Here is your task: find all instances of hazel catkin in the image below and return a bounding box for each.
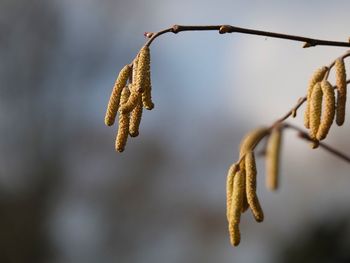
[135,46,151,93]
[309,82,323,141]
[105,65,132,126]
[239,127,269,157]
[304,66,328,129]
[115,87,131,152]
[316,81,335,140]
[226,164,238,222]
[266,126,282,191]
[335,58,347,126]
[245,151,264,222]
[129,96,143,137]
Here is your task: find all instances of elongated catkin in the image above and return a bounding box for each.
[317,81,335,140]
[266,126,282,191]
[105,65,132,126]
[335,58,347,126]
[142,72,154,110]
[136,46,151,93]
[229,170,244,246]
[226,164,238,222]
[309,83,323,141]
[115,87,131,152]
[129,96,143,137]
[304,66,328,129]
[245,151,264,222]
[239,127,269,157]
[120,87,141,114]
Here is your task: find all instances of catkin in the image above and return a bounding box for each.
[316,81,335,140]
[229,170,244,246]
[115,87,131,152]
[119,86,141,114]
[304,66,328,129]
[239,127,270,157]
[309,83,323,141]
[129,96,143,137]
[142,72,155,110]
[136,46,151,93]
[245,151,264,222]
[105,65,132,126]
[266,126,282,191]
[335,58,347,126]
[226,164,238,222]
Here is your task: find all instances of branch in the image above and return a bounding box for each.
[145,24,350,48]
[284,123,350,163]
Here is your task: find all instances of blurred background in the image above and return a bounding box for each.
[1,0,350,262]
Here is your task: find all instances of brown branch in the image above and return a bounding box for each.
[284,123,350,163]
[145,24,350,48]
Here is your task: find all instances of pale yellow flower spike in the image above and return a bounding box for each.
[239,127,270,157]
[245,151,264,222]
[129,96,143,137]
[115,87,131,152]
[136,46,151,93]
[335,58,347,126]
[229,170,244,246]
[309,83,323,142]
[304,66,328,129]
[142,72,155,110]
[266,126,282,191]
[104,65,132,126]
[119,87,141,114]
[226,164,239,222]
[317,81,335,140]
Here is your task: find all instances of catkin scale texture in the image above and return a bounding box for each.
[309,83,323,140]
[115,87,131,152]
[266,127,282,191]
[317,81,335,140]
[120,89,141,114]
[105,65,132,126]
[226,164,238,222]
[129,96,143,137]
[136,46,151,93]
[335,58,347,126]
[245,152,264,222]
[304,67,328,129]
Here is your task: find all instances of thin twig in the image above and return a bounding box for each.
[284,123,350,163]
[145,24,350,48]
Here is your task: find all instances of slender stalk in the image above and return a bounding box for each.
[145,24,350,48]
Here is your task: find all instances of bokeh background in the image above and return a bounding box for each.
[1,0,350,262]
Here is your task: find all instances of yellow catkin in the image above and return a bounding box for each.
[104,65,132,126]
[245,151,264,222]
[115,87,131,152]
[335,58,347,126]
[119,86,141,114]
[309,83,323,141]
[266,126,282,191]
[229,170,244,247]
[136,46,151,93]
[226,164,239,222]
[317,81,335,140]
[142,72,155,110]
[129,96,143,137]
[304,66,328,129]
[239,127,270,157]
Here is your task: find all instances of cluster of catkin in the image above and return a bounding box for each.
[104,46,154,152]
[226,125,283,246]
[304,59,347,147]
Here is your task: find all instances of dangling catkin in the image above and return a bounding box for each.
[115,87,131,152]
[304,66,328,129]
[245,151,264,222]
[129,96,143,137]
[226,164,239,222]
[120,86,141,114]
[266,126,282,191]
[136,46,151,93]
[335,58,347,126]
[142,72,155,110]
[239,127,269,157]
[317,81,335,140]
[229,170,245,246]
[105,65,132,126]
[309,82,323,141]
